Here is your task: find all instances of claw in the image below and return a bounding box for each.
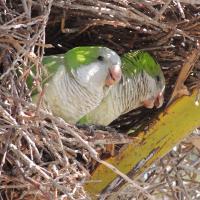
[142,92,164,109]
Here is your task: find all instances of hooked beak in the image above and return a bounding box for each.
[105,65,122,86]
[142,92,164,109]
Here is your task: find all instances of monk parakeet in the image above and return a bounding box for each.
[80,51,165,126]
[33,46,122,123]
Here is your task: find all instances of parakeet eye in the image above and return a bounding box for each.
[156,75,160,82]
[97,56,104,61]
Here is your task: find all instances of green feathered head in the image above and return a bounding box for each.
[42,46,122,92]
[122,51,162,78]
[42,46,106,74]
[41,47,101,75]
[64,46,102,71]
[28,47,104,94]
[122,50,165,108]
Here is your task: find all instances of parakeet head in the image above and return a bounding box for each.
[122,51,165,108]
[64,46,122,90]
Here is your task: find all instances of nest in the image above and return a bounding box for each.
[1,0,200,199]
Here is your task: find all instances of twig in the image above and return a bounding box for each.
[176,0,186,19]
[15,100,154,200]
[0,105,41,162]
[168,48,200,105]
[154,0,172,21]
[98,159,155,200]
[9,144,76,200]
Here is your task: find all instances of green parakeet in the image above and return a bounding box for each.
[33,46,122,123]
[80,51,165,126]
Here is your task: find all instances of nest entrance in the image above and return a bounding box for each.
[1,1,200,200]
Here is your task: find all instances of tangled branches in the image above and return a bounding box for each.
[1,0,200,200]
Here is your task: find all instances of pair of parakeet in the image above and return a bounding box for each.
[32,46,165,126]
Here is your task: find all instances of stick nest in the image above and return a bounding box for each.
[0,0,200,199]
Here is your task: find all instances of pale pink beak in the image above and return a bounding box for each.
[143,92,164,109]
[105,66,122,86]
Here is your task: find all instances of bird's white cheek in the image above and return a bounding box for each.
[74,64,99,85]
[73,63,109,90]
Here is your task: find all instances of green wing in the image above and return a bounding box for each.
[26,54,65,95]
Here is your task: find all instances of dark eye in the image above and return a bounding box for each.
[156,75,160,82]
[97,56,104,61]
